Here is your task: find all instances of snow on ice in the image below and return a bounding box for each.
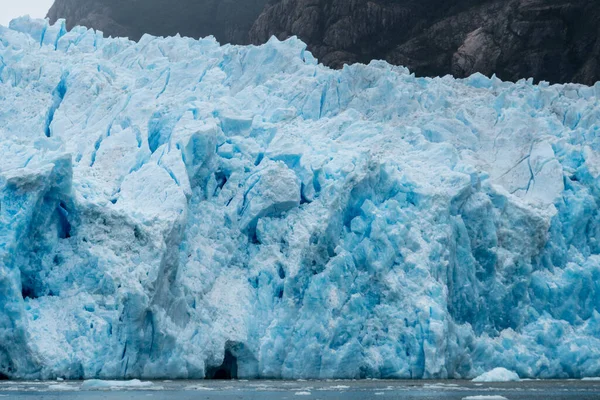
[1,16,600,380]
[472,368,520,382]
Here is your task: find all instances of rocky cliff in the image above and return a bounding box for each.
[45,0,600,84]
[250,0,600,84]
[47,0,269,44]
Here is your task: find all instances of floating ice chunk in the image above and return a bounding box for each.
[81,379,154,389]
[47,383,78,391]
[462,397,508,400]
[185,385,215,390]
[472,368,520,382]
[424,383,463,390]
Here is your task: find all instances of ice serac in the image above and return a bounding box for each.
[1,16,600,380]
[472,368,520,382]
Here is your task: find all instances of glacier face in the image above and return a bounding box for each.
[1,16,600,380]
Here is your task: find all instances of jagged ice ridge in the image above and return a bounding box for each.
[1,17,600,380]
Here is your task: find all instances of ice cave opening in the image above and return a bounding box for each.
[205,343,239,380]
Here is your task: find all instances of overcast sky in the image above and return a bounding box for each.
[0,0,54,27]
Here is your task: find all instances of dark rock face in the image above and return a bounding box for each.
[250,0,600,84]
[47,0,129,38]
[47,0,269,44]
[47,0,600,84]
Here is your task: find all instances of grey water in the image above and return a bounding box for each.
[3,379,600,399]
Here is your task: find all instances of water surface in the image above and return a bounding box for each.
[2,379,600,399]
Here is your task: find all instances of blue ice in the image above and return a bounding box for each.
[0,16,600,380]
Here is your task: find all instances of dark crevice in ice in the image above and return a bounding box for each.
[205,344,238,380]
[44,74,68,137]
[21,285,36,300]
[57,202,72,239]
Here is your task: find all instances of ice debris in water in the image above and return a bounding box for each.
[81,379,154,389]
[462,397,509,400]
[1,16,600,380]
[472,368,520,382]
[47,383,79,391]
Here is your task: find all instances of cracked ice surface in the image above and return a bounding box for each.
[1,16,600,380]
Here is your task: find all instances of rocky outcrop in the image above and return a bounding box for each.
[250,0,600,84]
[47,0,125,37]
[47,0,269,44]
[47,0,600,84]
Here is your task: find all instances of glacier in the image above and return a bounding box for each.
[1,16,600,380]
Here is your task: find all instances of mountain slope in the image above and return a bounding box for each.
[47,0,269,44]
[46,0,600,84]
[250,0,600,84]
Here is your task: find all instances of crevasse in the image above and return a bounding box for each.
[1,16,600,380]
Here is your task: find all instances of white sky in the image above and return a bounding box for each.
[0,0,54,27]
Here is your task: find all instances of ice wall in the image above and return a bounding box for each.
[1,17,600,380]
